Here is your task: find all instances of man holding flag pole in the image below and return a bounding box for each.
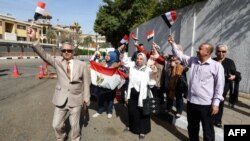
[26,2,91,141]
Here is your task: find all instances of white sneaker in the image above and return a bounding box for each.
[92,113,100,118]
[176,113,181,118]
[107,114,112,118]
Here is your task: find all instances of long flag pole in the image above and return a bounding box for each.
[153,29,155,43]
[136,27,139,39]
[191,9,196,56]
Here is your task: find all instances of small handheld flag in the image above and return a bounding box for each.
[161,10,177,28]
[147,30,154,41]
[34,1,46,21]
[131,32,138,41]
[120,34,129,44]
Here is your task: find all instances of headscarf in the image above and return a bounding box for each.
[106,51,117,67]
[135,52,147,71]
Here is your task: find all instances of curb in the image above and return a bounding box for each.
[160,112,223,141]
[0,56,40,60]
[239,93,250,100]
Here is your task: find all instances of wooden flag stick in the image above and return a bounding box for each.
[30,19,35,27]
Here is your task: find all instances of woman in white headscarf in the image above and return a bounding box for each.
[125,52,156,139]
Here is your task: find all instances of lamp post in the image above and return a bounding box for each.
[95,33,98,51]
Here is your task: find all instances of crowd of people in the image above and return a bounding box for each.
[27,26,241,141]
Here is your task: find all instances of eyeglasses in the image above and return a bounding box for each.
[217,50,227,53]
[61,49,73,53]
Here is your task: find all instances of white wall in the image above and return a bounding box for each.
[128,0,250,93]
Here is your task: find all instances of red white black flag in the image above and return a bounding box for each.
[161,10,177,28]
[120,34,129,44]
[34,1,46,21]
[147,30,154,41]
[131,32,138,41]
[90,61,126,90]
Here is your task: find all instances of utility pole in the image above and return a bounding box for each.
[95,33,98,51]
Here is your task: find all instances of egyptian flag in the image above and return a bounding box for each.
[131,32,138,41]
[90,61,126,90]
[161,10,177,28]
[34,1,46,21]
[120,34,129,45]
[147,30,154,41]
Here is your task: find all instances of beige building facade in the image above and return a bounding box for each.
[0,14,106,57]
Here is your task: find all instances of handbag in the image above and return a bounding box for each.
[142,87,161,115]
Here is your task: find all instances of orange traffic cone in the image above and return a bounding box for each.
[43,63,49,76]
[12,64,21,77]
[37,64,45,79]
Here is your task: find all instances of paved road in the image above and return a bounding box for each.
[1,59,249,141]
[0,59,191,141]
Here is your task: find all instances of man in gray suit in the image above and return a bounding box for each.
[27,27,90,141]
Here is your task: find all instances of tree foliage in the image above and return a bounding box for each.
[82,36,93,47]
[94,0,206,47]
[46,28,56,44]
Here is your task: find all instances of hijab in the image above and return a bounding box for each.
[106,51,117,67]
[135,52,147,71]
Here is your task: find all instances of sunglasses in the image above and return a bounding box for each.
[217,50,227,53]
[61,49,73,53]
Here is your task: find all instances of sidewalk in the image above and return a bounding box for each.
[0,55,90,60]
[0,56,40,60]
[159,94,250,141]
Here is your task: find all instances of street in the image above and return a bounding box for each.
[0,59,190,141]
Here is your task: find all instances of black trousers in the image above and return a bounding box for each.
[187,102,215,141]
[127,88,151,134]
[213,82,231,124]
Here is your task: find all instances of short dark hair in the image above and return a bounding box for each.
[199,43,214,55]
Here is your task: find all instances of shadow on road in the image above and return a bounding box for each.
[0,69,10,76]
[0,74,8,76]
[114,103,129,128]
[151,113,189,141]
[113,102,189,141]
[0,69,10,72]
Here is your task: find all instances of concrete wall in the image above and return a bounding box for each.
[128,0,250,93]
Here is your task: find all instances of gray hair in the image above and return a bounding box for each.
[61,41,74,50]
[216,43,228,50]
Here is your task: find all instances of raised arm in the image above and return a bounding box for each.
[27,27,56,67]
[168,35,191,67]
[134,42,150,59]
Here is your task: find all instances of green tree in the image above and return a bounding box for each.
[46,29,56,44]
[99,42,111,48]
[94,0,158,47]
[70,22,82,49]
[94,0,206,47]
[82,36,93,47]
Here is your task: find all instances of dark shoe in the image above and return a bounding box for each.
[139,134,145,139]
[230,104,235,108]
[214,123,222,128]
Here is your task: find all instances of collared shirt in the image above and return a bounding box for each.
[171,43,225,106]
